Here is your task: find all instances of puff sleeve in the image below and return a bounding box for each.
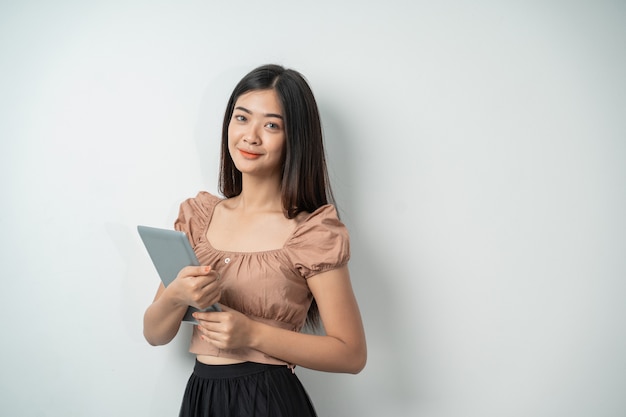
[174,191,220,247]
[285,205,351,279]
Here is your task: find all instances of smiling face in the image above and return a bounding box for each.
[227,89,286,180]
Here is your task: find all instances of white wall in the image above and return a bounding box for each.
[1,1,625,416]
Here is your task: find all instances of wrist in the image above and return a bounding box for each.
[161,285,187,310]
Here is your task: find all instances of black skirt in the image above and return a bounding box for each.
[179,360,317,417]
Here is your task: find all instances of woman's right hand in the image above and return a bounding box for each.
[144,265,221,346]
[165,265,221,310]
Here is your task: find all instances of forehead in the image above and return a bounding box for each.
[234,89,283,115]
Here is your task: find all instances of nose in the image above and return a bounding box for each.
[243,124,261,145]
[243,136,260,145]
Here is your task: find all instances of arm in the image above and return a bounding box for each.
[143,266,221,346]
[194,265,367,374]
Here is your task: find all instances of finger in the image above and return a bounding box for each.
[196,265,214,276]
[191,285,221,308]
[204,270,222,286]
[179,265,213,279]
[188,279,220,305]
[191,292,221,311]
[199,330,221,346]
[195,323,215,341]
[197,273,221,289]
[189,275,219,292]
[193,311,222,323]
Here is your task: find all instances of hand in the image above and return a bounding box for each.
[193,305,256,351]
[166,265,221,311]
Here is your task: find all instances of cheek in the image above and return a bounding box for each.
[227,126,239,148]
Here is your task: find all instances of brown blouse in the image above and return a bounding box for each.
[174,191,350,365]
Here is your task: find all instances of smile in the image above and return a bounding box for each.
[239,149,262,159]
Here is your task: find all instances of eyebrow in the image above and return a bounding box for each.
[235,106,283,119]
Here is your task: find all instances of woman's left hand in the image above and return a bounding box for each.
[192,305,255,350]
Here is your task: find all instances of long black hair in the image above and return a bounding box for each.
[218,64,335,218]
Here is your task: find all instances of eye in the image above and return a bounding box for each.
[234,114,246,122]
[266,122,281,129]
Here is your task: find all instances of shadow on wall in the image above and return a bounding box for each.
[295,100,422,415]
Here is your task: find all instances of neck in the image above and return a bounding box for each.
[236,175,283,212]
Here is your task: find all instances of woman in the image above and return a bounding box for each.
[143,64,366,416]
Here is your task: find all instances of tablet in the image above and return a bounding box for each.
[137,225,220,323]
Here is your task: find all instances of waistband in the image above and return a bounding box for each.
[193,360,285,379]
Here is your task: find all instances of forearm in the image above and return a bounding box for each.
[144,266,221,346]
[249,321,367,374]
[194,267,367,372]
[143,291,187,346]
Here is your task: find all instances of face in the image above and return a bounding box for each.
[228,89,286,179]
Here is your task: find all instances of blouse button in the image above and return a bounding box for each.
[224,257,231,264]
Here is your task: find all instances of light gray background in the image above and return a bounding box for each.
[1,1,625,416]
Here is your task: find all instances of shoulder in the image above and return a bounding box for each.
[286,204,351,279]
[293,204,347,236]
[180,191,222,214]
[174,191,222,236]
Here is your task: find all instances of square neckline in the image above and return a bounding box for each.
[199,197,312,255]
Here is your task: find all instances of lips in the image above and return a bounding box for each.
[238,149,262,159]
